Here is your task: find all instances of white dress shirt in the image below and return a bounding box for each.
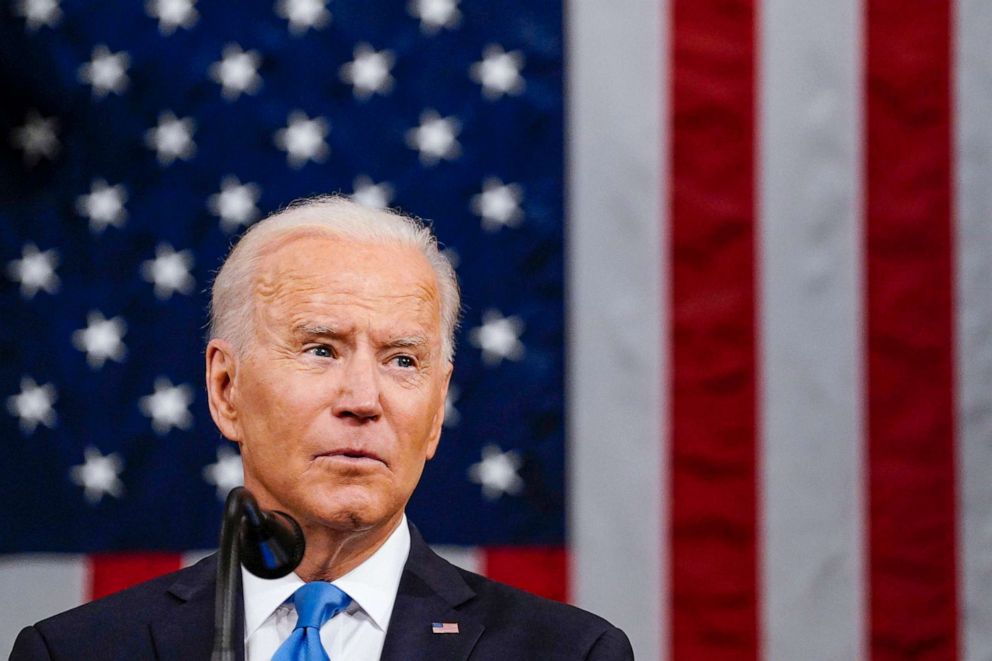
[242,514,411,661]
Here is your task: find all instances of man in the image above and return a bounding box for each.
[11,197,633,660]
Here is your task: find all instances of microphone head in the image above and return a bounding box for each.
[239,509,306,579]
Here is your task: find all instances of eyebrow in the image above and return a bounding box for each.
[293,325,429,350]
[294,324,341,337]
[383,335,429,350]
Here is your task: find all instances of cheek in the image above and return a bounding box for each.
[239,374,320,453]
[392,398,442,461]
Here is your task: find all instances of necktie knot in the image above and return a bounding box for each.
[292,582,352,630]
[272,582,352,661]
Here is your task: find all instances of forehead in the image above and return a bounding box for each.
[252,232,441,328]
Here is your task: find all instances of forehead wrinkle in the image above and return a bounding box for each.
[255,232,440,296]
[250,235,444,342]
[252,260,326,311]
[257,267,436,310]
[281,295,438,343]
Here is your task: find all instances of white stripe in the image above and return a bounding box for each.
[0,555,87,657]
[565,1,667,659]
[955,1,992,658]
[430,545,483,575]
[757,0,865,658]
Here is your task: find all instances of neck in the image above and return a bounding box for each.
[293,512,404,582]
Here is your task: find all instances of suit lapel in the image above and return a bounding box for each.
[145,526,479,660]
[148,554,245,661]
[380,525,484,661]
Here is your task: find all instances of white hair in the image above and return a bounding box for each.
[208,195,461,362]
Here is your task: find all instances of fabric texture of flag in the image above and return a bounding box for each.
[1,0,567,653]
[4,0,992,660]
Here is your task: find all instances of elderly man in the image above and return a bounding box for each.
[11,197,633,660]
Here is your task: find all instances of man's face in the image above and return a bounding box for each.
[216,233,450,535]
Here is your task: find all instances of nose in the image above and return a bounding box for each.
[331,351,383,422]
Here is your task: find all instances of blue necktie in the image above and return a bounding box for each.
[272,582,352,661]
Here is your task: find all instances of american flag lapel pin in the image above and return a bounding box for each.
[432,622,460,634]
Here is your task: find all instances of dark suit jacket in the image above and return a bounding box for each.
[10,523,633,660]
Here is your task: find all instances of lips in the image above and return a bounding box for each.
[314,448,386,465]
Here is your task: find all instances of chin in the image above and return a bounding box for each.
[305,485,395,533]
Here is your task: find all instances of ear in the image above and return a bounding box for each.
[205,338,241,442]
[425,362,453,461]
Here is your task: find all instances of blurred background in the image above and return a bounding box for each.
[1,0,990,659]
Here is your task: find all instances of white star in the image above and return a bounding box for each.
[468,444,524,501]
[141,243,194,300]
[145,0,198,34]
[339,44,394,100]
[202,446,244,500]
[351,175,393,209]
[72,311,127,369]
[471,177,524,231]
[276,0,330,35]
[10,110,59,166]
[139,377,194,435]
[408,0,460,34]
[469,309,525,366]
[76,179,128,233]
[145,111,196,165]
[470,45,525,99]
[405,110,461,166]
[6,377,57,435]
[6,243,60,299]
[208,176,262,232]
[14,0,62,30]
[443,384,460,427]
[210,44,262,100]
[78,45,130,97]
[274,111,329,168]
[69,446,125,505]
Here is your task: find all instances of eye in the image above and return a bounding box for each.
[392,354,416,369]
[306,345,334,358]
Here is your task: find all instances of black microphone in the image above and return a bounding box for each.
[212,486,306,661]
[239,495,306,579]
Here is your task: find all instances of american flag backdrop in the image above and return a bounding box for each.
[0,0,568,653]
[3,0,992,660]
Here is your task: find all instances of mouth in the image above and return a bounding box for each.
[314,448,386,466]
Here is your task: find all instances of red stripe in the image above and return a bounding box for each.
[483,547,568,604]
[87,552,183,601]
[864,0,958,657]
[669,0,759,657]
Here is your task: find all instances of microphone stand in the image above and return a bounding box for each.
[211,487,306,661]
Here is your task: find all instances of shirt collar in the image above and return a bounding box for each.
[241,514,411,640]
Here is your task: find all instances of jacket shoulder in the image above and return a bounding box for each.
[404,524,633,659]
[453,567,633,660]
[34,559,199,629]
[13,556,215,661]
